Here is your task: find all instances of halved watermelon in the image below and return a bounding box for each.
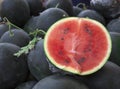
[44,17,112,75]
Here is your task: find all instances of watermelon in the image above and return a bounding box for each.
[32,74,89,89]
[44,17,112,75]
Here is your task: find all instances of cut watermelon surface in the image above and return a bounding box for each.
[44,17,112,75]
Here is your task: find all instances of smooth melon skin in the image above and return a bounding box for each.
[0,0,30,27]
[32,74,89,89]
[15,81,37,89]
[0,43,29,89]
[0,29,31,47]
[107,18,120,33]
[0,23,9,38]
[73,6,83,16]
[26,0,44,16]
[27,39,52,80]
[44,17,112,75]
[77,61,120,89]
[90,0,120,19]
[24,8,68,35]
[109,32,120,66]
[45,0,74,16]
[77,9,106,25]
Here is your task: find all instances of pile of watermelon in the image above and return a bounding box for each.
[0,0,120,89]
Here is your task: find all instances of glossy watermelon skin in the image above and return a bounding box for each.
[77,61,120,89]
[32,74,89,89]
[0,0,30,27]
[0,29,31,47]
[45,0,74,16]
[26,0,44,16]
[15,81,37,89]
[109,32,120,66]
[24,8,68,35]
[27,39,52,80]
[0,43,29,89]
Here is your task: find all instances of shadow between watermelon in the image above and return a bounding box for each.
[44,17,112,75]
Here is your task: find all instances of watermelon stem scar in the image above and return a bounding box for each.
[44,17,112,75]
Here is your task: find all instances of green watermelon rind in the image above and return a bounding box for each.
[44,17,112,75]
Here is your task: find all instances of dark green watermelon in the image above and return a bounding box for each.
[32,74,89,89]
[24,8,68,36]
[73,6,83,16]
[77,9,106,25]
[0,29,31,47]
[0,43,29,89]
[27,39,52,80]
[77,61,120,89]
[90,0,120,19]
[26,0,44,16]
[0,23,9,38]
[15,81,37,89]
[109,32,120,66]
[107,18,120,33]
[45,0,73,16]
[0,0,30,27]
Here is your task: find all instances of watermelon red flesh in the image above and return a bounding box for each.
[45,18,111,75]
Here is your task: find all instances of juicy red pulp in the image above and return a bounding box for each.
[47,19,109,73]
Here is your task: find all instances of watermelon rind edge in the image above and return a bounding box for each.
[44,17,112,75]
